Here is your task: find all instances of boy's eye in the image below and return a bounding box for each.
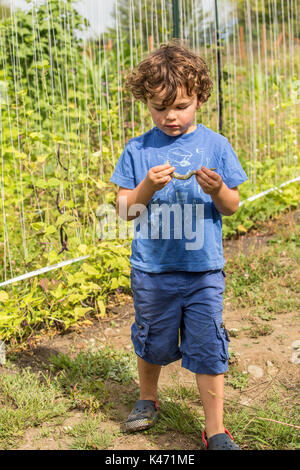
[154,106,188,111]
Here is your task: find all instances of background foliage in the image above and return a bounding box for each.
[0,0,299,341]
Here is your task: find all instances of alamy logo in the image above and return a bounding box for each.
[96,196,205,250]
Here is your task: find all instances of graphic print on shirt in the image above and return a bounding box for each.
[156,146,207,204]
[145,146,209,240]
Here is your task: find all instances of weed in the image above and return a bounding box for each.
[223,389,300,450]
[247,323,274,338]
[50,346,137,386]
[0,367,70,449]
[225,221,299,314]
[227,328,239,338]
[158,399,205,435]
[49,346,137,413]
[64,416,116,450]
[256,312,276,321]
[276,334,287,345]
[162,383,199,402]
[37,428,51,439]
[226,368,249,391]
[228,349,240,365]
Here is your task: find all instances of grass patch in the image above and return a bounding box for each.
[225,221,300,314]
[154,385,299,449]
[157,399,205,436]
[226,368,249,391]
[0,365,71,449]
[152,365,299,449]
[223,389,300,450]
[247,322,274,338]
[63,415,116,450]
[0,346,137,449]
[50,346,137,385]
[49,346,137,413]
[162,382,199,402]
[0,345,298,450]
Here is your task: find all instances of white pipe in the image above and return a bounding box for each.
[239,176,300,206]
[0,255,90,287]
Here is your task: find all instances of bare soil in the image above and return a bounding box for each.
[3,208,300,450]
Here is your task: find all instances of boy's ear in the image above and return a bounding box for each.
[196,98,202,109]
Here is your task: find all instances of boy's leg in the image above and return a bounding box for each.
[195,372,225,438]
[138,356,161,401]
[122,356,161,432]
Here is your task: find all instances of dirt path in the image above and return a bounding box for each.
[4,208,300,450]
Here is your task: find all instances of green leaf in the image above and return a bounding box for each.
[44,225,56,235]
[78,244,88,255]
[111,277,119,289]
[56,214,74,226]
[97,299,106,317]
[82,263,100,276]
[74,306,92,318]
[31,222,44,231]
[0,291,9,303]
[47,178,61,187]
[35,179,47,189]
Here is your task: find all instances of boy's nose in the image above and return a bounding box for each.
[166,110,176,120]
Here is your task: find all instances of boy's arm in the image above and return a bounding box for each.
[116,180,155,221]
[210,184,240,216]
[117,179,240,219]
[196,167,240,216]
[116,162,175,221]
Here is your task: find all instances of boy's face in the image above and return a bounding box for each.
[146,86,201,136]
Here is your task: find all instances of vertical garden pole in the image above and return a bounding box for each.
[173,0,180,38]
[214,0,223,133]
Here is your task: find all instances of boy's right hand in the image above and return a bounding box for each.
[145,162,175,191]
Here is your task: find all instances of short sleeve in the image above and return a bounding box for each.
[109,142,136,189]
[218,140,248,188]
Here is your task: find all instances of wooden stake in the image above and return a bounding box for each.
[276,32,284,48]
[106,39,113,51]
[148,35,153,51]
[239,25,245,61]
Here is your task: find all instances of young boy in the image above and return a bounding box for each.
[110,42,248,450]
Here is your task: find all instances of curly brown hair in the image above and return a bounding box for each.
[125,40,213,106]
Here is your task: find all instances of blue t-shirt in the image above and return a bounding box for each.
[110,124,248,273]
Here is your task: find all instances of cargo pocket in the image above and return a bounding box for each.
[131,320,150,357]
[212,315,230,361]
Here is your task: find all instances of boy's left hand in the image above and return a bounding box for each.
[196,166,223,195]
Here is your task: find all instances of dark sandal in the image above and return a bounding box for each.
[202,428,241,450]
[122,400,159,432]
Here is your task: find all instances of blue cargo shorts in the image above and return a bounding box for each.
[130,267,230,375]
